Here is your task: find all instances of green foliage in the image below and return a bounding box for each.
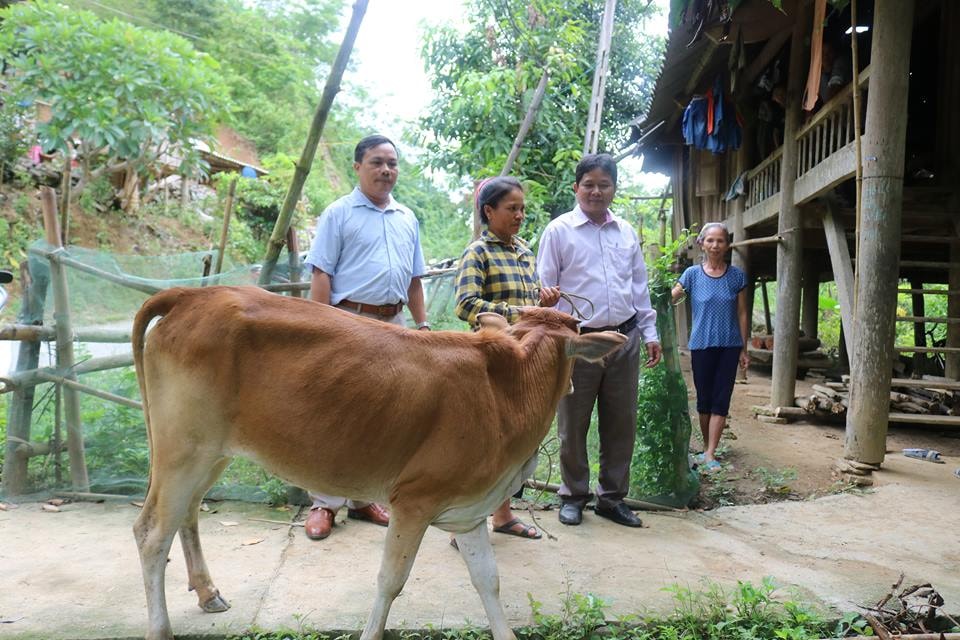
[0,107,28,175]
[753,466,798,496]
[222,580,835,640]
[0,1,226,178]
[419,0,664,217]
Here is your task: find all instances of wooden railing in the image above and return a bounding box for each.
[745,147,782,208]
[795,65,871,180]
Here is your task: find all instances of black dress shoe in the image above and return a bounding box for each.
[558,503,583,525]
[594,502,643,528]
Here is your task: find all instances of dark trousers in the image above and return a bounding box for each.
[691,347,741,416]
[556,327,642,510]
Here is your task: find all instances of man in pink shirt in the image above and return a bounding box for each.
[537,153,662,528]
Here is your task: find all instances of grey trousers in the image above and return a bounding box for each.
[556,326,642,510]
[310,306,406,513]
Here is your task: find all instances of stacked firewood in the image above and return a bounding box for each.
[793,375,960,418]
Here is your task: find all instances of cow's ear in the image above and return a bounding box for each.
[565,331,628,362]
[477,313,509,331]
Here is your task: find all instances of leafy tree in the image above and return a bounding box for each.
[0,1,227,201]
[417,0,664,226]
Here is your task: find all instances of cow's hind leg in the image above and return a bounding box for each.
[359,508,429,640]
[178,457,231,612]
[133,455,227,640]
[454,522,517,640]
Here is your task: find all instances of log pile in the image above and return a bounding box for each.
[788,375,960,419]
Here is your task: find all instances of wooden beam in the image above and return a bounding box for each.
[730,234,782,248]
[895,346,960,354]
[887,412,960,428]
[890,377,960,390]
[896,316,960,324]
[821,198,855,357]
[898,288,960,295]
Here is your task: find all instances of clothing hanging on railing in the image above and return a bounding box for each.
[681,75,742,154]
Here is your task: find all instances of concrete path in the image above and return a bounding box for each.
[1,454,958,639]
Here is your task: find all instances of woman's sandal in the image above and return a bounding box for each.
[492,517,542,539]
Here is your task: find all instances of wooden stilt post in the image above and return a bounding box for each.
[822,198,855,356]
[1,261,49,496]
[761,280,773,335]
[910,278,926,376]
[845,0,916,465]
[801,255,819,341]
[40,186,89,491]
[939,3,960,379]
[730,149,751,381]
[770,1,809,409]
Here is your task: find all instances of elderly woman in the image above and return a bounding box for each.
[454,176,560,540]
[671,222,749,473]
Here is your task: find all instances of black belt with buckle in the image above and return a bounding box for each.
[580,314,637,335]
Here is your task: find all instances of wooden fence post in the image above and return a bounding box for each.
[40,186,89,491]
[1,259,49,496]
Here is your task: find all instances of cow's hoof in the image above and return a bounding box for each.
[200,592,231,613]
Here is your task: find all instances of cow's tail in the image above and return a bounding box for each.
[132,287,190,490]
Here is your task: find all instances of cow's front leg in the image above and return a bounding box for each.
[453,521,517,640]
[359,509,429,640]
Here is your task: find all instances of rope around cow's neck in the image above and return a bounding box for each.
[558,291,595,322]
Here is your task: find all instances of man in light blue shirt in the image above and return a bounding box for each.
[301,134,430,541]
[537,153,662,529]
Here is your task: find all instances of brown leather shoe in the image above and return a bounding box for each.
[347,503,390,527]
[304,507,335,540]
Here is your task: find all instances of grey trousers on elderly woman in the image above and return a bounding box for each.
[310,306,407,513]
[556,326,642,510]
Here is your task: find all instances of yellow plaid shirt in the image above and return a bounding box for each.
[455,231,540,326]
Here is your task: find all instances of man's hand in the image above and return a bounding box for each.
[644,341,662,368]
[739,349,750,370]
[538,286,561,307]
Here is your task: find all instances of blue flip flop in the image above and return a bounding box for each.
[902,448,944,463]
[700,460,722,474]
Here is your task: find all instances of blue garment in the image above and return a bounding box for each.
[677,264,747,349]
[304,187,427,306]
[682,96,709,149]
[691,347,741,416]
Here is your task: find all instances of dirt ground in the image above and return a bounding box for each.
[683,354,960,507]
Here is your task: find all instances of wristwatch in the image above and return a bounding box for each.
[416,321,431,330]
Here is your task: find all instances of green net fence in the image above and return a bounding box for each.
[3,240,697,508]
[629,284,700,508]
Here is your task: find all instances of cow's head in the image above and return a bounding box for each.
[477,307,627,363]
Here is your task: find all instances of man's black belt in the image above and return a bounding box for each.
[580,314,637,335]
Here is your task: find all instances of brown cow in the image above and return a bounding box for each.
[131,286,627,640]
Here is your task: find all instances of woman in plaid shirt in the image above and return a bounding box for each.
[454,176,560,541]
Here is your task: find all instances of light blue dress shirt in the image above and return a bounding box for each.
[304,187,427,306]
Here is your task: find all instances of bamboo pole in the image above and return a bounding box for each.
[258,0,368,285]
[502,69,549,177]
[285,226,302,297]
[0,324,130,343]
[28,247,162,295]
[35,371,142,410]
[850,0,863,316]
[845,0,916,465]
[59,149,72,246]
[1,261,48,496]
[582,0,617,155]
[214,178,237,276]
[40,186,89,491]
